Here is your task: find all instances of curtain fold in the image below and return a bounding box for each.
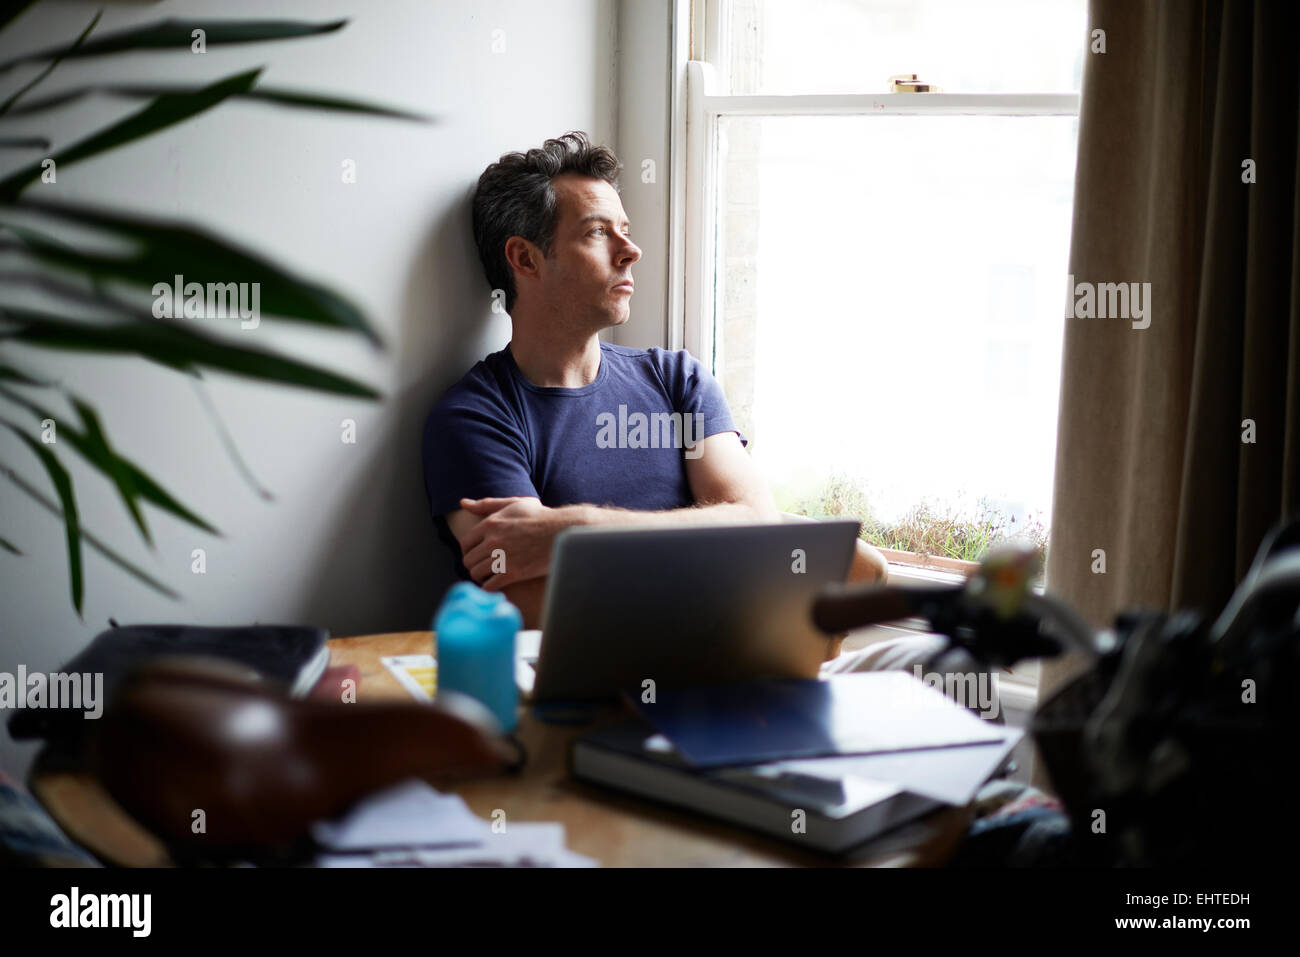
[1037,0,1299,786]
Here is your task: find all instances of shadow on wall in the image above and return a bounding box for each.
[301,190,505,637]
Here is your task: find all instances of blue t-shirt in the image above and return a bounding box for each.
[422,341,745,574]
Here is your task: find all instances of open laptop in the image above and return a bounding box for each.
[526,520,861,705]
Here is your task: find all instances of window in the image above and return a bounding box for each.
[677,0,1086,575]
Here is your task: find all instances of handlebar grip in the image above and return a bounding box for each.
[811,583,960,634]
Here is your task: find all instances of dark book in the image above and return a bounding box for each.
[6,623,330,741]
[571,716,1021,856]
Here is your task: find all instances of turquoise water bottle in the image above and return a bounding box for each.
[433,582,522,733]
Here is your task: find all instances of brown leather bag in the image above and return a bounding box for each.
[88,657,518,861]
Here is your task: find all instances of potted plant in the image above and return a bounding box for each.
[0,6,426,614]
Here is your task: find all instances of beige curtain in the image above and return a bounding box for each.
[1036,0,1300,785]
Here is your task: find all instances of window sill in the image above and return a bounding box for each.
[879,547,979,581]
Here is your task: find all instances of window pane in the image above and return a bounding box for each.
[723,0,1088,95]
[713,113,1077,558]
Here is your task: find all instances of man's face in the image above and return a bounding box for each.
[538,173,641,330]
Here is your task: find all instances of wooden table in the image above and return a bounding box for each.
[30,631,973,867]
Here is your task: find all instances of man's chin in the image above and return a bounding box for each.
[599,307,631,329]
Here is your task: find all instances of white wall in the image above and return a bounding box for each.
[612,0,676,350]
[0,0,630,780]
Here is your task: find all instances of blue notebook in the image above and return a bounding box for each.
[627,671,1004,768]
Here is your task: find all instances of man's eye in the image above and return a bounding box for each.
[590,227,605,237]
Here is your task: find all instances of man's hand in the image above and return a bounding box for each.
[456,496,578,591]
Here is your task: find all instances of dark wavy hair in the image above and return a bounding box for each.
[471,131,622,313]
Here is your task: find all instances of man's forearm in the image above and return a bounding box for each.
[502,577,547,630]
[495,504,775,627]
[561,500,781,528]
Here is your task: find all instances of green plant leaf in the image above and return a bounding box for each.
[189,377,273,502]
[0,18,348,73]
[4,422,82,614]
[1,198,382,343]
[0,1,42,35]
[70,398,149,543]
[4,83,430,122]
[0,382,222,537]
[2,462,181,601]
[0,363,49,385]
[0,68,263,198]
[5,309,383,398]
[0,9,101,117]
[0,12,394,613]
[0,356,268,509]
[0,88,96,115]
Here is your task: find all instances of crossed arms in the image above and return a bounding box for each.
[443,430,779,628]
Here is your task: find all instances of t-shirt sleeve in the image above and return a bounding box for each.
[422,399,539,519]
[662,348,748,447]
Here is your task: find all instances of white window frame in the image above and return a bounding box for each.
[669,0,1081,363]
[667,0,1079,709]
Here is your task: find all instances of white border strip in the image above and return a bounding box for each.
[705,92,1080,117]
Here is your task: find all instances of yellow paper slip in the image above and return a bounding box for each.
[380,654,437,701]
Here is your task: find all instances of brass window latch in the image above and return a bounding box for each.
[889,74,940,93]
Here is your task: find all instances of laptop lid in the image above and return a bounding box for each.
[531,520,861,703]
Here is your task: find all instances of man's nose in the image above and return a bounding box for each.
[617,236,641,266]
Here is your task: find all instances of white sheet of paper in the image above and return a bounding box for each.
[315,821,599,867]
[516,629,543,661]
[767,728,1024,806]
[376,823,598,867]
[311,778,489,851]
[515,629,543,696]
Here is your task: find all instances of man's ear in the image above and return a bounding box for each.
[504,235,544,282]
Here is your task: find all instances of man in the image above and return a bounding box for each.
[424,132,938,676]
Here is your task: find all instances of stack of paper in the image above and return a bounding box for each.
[312,779,597,868]
[571,672,1024,854]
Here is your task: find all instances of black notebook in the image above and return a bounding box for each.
[571,707,1022,855]
[6,623,330,741]
[571,717,943,855]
